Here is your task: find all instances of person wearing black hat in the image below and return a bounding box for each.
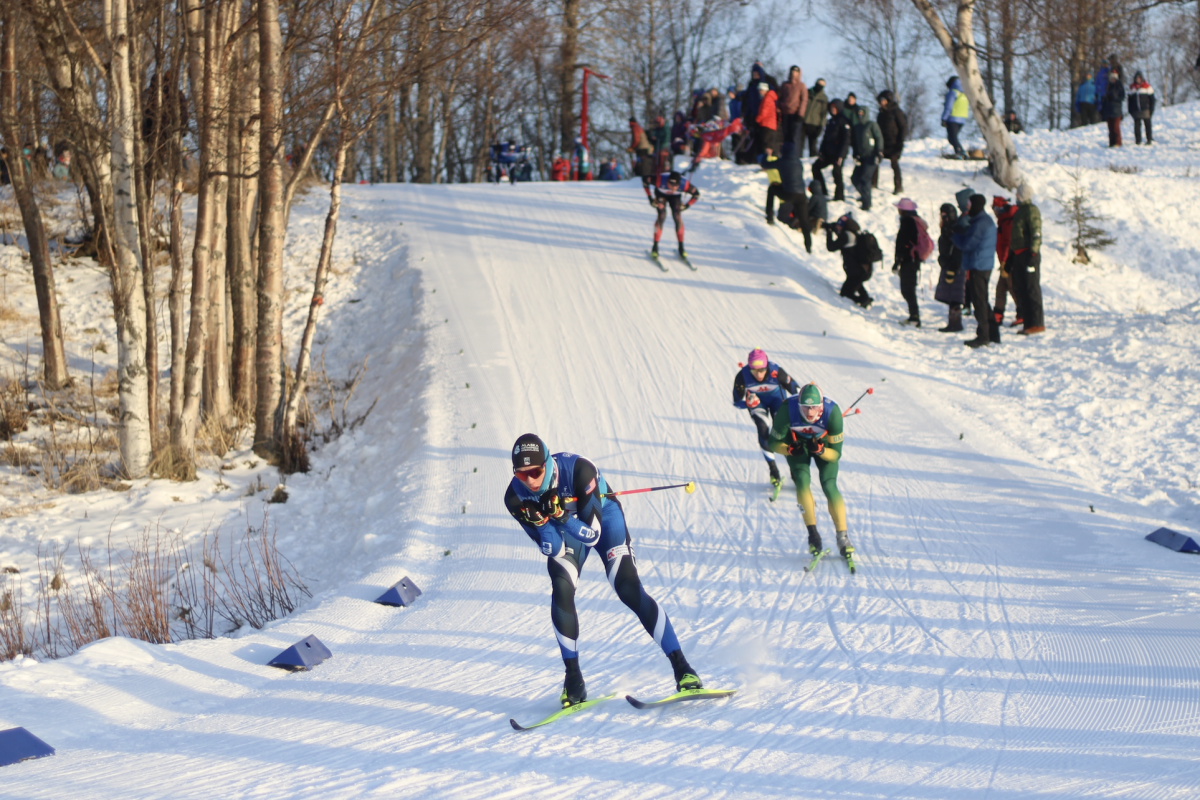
[504,433,702,708]
[812,98,850,201]
[642,169,701,260]
[951,194,1000,348]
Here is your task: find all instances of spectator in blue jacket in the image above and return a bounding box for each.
[942,77,969,158]
[951,193,999,349]
[1075,73,1099,126]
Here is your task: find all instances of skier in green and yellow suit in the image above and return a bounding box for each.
[768,382,855,558]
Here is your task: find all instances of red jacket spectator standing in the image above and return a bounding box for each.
[992,196,1022,325]
[551,156,570,181]
[755,84,780,156]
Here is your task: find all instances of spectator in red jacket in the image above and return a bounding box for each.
[755,82,780,160]
[551,155,570,181]
[992,196,1022,326]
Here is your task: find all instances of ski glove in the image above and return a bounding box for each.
[745,391,761,409]
[1029,252,1041,270]
[649,197,659,207]
[522,502,549,527]
[806,438,826,457]
[540,493,568,522]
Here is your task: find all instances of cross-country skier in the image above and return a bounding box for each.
[642,170,700,260]
[504,433,702,708]
[731,348,801,499]
[767,383,855,562]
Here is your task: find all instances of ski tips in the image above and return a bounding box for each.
[685,481,696,494]
[508,719,522,731]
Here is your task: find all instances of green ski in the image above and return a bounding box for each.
[844,551,857,574]
[768,478,782,502]
[804,548,831,573]
[509,693,617,731]
[626,687,737,709]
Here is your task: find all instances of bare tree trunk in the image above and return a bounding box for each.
[383,91,397,181]
[168,141,185,432]
[133,18,159,447]
[230,35,259,418]
[1,8,70,390]
[414,69,435,182]
[281,141,349,472]
[204,2,235,430]
[255,0,285,459]
[911,0,1022,188]
[558,0,580,154]
[109,0,153,477]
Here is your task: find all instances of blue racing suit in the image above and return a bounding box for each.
[732,361,800,463]
[504,452,682,661]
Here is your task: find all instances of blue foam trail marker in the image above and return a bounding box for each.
[266,634,332,671]
[1145,527,1200,554]
[375,576,422,607]
[0,727,55,768]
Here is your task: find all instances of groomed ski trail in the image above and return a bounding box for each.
[1,173,1198,799]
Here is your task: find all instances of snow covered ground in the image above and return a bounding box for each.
[1,105,1198,798]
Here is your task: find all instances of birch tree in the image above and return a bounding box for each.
[911,0,1022,188]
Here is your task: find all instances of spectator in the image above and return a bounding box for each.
[709,87,727,121]
[1102,69,1125,146]
[807,180,828,232]
[942,76,969,158]
[763,142,812,252]
[951,194,999,349]
[874,90,907,194]
[778,66,809,152]
[827,213,873,308]
[760,145,782,219]
[1128,71,1155,145]
[692,89,713,124]
[0,147,10,186]
[627,117,655,177]
[1094,63,1110,99]
[755,81,781,159]
[551,153,570,181]
[991,195,1023,328]
[934,203,966,332]
[727,87,744,158]
[740,63,777,163]
[671,111,689,155]
[1075,73,1099,126]
[1008,183,1045,335]
[648,115,670,172]
[812,98,850,202]
[51,143,72,181]
[849,101,882,211]
[1004,110,1023,134]
[804,78,829,157]
[954,188,973,317]
[892,198,926,327]
[598,159,612,181]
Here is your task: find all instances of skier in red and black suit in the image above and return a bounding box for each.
[642,170,700,260]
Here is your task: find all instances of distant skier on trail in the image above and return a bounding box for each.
[642,170,700,260]
[732,348,801,500]
[767,383,856,569]
[504,433,702,709]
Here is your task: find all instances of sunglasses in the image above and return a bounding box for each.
[514,464,545,481]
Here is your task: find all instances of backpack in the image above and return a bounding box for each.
[856,231,884,264]
[912,216,936,262]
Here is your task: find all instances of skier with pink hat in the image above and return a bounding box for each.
[732,348,802,500]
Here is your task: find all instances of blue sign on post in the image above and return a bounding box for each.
[375,576,423,607]
[1145,527,1200,554]
[0,727,55,768]
[266,634,332,671]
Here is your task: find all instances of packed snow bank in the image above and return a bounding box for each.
[0,111,1198,799]
[705,102,1200,518]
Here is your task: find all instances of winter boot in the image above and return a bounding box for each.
[560,657,587,708]
[668,649,703,691]
[807,524,823,555]
[939,306,963,332]
[964,336,989,349]
[836,531,855,559]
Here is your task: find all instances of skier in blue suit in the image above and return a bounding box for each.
[732,348,801,494]
[504,433,702,708]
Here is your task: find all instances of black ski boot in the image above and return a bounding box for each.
[807,524,823,555]
[560,657,587,708]
[668,649,703,691]
[678,242,688,260]
[768,460,782,486]
[651,242,659,258]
